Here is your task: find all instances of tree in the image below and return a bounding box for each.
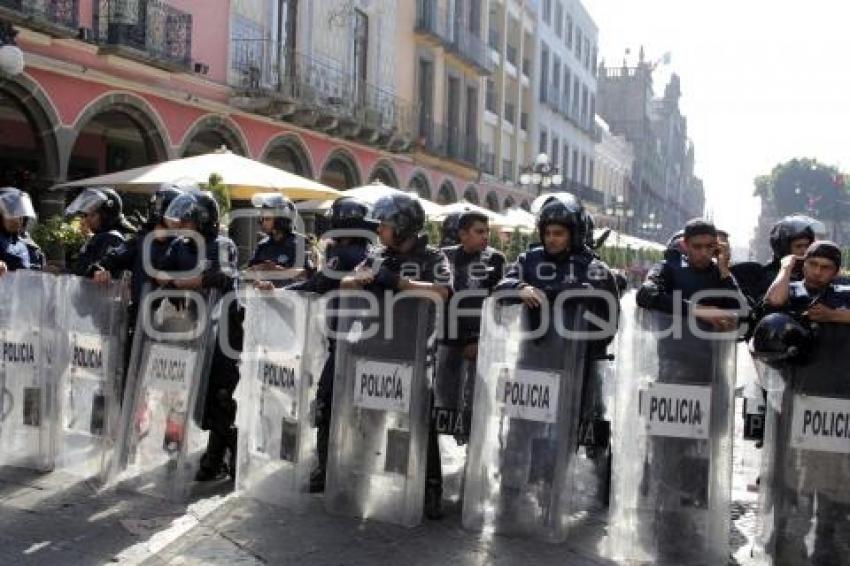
[754,158,845,220]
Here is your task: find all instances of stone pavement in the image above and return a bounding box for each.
[0,347,763,565]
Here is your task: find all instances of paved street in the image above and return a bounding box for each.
[0,347,763,566]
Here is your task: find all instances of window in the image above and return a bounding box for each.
[563,64,571,111]
[485,79,497,113]
[353,9,369,105]
[554,2,563,37]
[566,15,573,48]
[591,46,598,74]
[572,77,580,118]
[589,94,596,128]
[540,44,549,103]
[539,129,548,154]
[581,84,589,126]
[543,0,552,24]
[551,137,559,172]
[553,55,561,90]
[562,141,569,175]
[584,38,591,69]
[589,158,595,188]
[581,154,587,185]
[571,149,579,181]
[469,0,482,36]
[576,28,582,59]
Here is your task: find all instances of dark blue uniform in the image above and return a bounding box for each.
[441,245,506,346]
[96,230,172,306]
[0,233,38,271]
[162,233,240,471]
[72,229,125,278]
[249,233,313,268]
[287,240,370,481]
[778,280,850,315]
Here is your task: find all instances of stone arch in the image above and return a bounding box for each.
[369,159,400,187]
[320,147,362,190]
[436,180,457,204]
[504,196,516,209]
[179,114,249,157]
[520,199,531,211]
[408,170,432,199]
[261,133,314,178]
[485,191,501,212]
[70,91,171,165]
[0,73,63,216]
[462,185,479,204]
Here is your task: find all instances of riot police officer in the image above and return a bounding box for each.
[286,196,377,492]
[497,193,620,490]
[64,187,134,278]
[247,193,313,289]
[158,190,241,481]
[0,187,43,275]
[341,193,452,519]
[92,182,184,305]
[439,212,462,248]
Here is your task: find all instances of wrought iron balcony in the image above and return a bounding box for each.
[229,40,416,151]
[416,118,481,168]
[94,0,192,70]
[0,0,79,36]
[415,0,492,75]
[481,147,496,175]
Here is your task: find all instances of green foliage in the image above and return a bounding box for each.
[754,158,844,219]
[31,215,86,252]
[202,173,231,218]
[425,220,441,246]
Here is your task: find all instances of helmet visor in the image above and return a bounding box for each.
[163,193,198,223]
[0,191,36,222]
[65,188,107,218]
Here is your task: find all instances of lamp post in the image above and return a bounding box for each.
[519,153,563,196]
[640,211,664,241]
[0,21,25,77]
[605,194,634,247]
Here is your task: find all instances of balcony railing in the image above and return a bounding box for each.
[546,83,561,111]
[415,0,492,74]
[230,40,417,151]
[94,0,192,70]
[502,159,515,181]
[0,0,79,35]
[481,148,496,175]
[488,27,500,51]
[417,118,481,168]
[504,101,515,125]
[505,43,517,66]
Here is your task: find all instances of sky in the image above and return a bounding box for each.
[584,0,850,247]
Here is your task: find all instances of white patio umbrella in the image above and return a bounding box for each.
[53,148,341,201]
[435,200,507,225]
[500,206,537,233]
[337,182,445,218]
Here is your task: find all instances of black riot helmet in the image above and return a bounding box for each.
[535,193,587,254]
[0,187,37,233]
[65,186,123,231]
[251,192,296,233]
[769,215,817,260]
[440,212,463,247]
[328,196,377,232]
[750,312,814,370]
[164,190,220,237]
[148,182,186,227]
[368,193,425,244]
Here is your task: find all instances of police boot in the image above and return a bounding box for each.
[309,419,330,493]
[195,430,228,482]
[424,479,443,520]
[226,427,238,481]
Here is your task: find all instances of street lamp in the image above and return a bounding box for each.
[640,211,664,239]
[519,153,563,196]
[0,21,24,77]
[605,194,634,246]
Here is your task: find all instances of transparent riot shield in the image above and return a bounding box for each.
[0,271,55,471]
[432,343,474,438]
[609,308,736,565]
[757,324,850,565]
[52,275,129,480]
[111,287,219,501]
[235,289,325,509]
[325,294,434,527]
[462,298,589,543]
